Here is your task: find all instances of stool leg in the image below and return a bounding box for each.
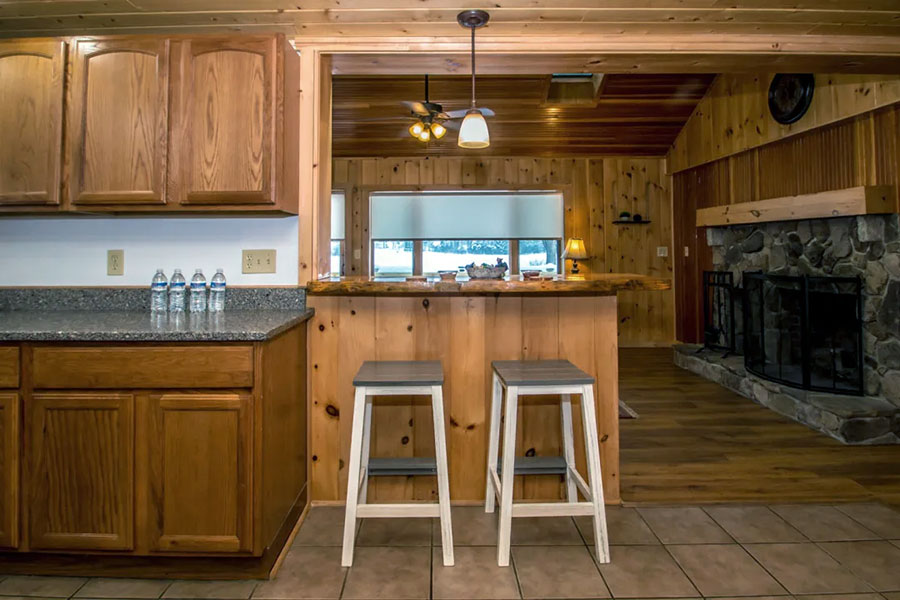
[560,394,577,503]
[431,384,454,566]
[341,386,368,567]
[485,371,503,513]
[359,397,373,505]
[497,385,519,567]
[580,383,610,564]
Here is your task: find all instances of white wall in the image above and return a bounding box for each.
[0,216,299,286]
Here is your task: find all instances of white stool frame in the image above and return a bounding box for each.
[342,384,454,567]
[485,373,610,567]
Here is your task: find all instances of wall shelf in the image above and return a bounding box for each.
[696,185,896,227]
[612,220,652,225]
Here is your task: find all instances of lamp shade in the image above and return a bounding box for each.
[458,109,490,148]
[562,237,589,260]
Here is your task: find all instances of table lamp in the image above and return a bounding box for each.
[562,237,589,275]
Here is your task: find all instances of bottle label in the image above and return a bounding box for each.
[152,282,167,290]
[171,282,185,289]
[190,282,206,289]
[210,282,226,289]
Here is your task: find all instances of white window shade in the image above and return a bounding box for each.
[331,191,345,240]
[371,191,564,240]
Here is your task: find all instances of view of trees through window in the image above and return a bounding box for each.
[372,239,560,276]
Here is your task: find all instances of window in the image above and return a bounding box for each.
[370,191,563,276]
[373,241,414,276]
[330,191,345,276]
[519,239,560,274]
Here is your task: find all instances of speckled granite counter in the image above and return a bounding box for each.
[0,309,314,342]
[0,287,311,342]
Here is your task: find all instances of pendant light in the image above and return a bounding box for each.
[457,10,490,149]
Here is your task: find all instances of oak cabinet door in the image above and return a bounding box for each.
[169,37,276,206]
[145,393,253,553]
[28,393,134,551]
[68,38,168,206]
[0,393,19,549]
[0,40,64,207]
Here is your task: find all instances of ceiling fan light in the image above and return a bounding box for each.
[409,121,425,137]
[431,121,447,139]
[458,109,490,149]
[418,128,431,142]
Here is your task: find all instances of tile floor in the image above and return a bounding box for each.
[2,502,900,599]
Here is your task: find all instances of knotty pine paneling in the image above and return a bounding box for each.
[332,156,674,347]
[307,294,620,504]
[669,73,900,174]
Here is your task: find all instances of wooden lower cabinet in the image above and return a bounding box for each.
[143,393,253,554]
[27,393,134,551]
[0,393,19,549]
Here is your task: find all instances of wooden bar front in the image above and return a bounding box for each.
[306,277,670,505]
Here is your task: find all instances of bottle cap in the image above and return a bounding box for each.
[216,268,224,272]
[156,268,164,273]
[174,268,182,273]
[195,268,203,273]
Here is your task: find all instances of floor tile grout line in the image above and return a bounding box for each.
[658,541,702,599]
[701,503,811,544]
[832,502,889,540]
[811,539,881,594]
[508,546,525,600]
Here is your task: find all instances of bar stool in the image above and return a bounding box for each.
[485,359,610,567]
[342,360,454,567]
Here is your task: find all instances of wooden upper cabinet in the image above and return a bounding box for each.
[144,393,253,554]
[0,39,64,208]
[0,393,19,549]
[67,38,168,207]
[28,393,134,551]
[169,35,299,212]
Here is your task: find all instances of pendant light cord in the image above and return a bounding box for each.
[470,26,476,109]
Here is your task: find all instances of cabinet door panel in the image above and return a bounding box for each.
[146,393,252,553]
[171,37,274,206]
[0,40,64,206]
[68,39,168,206]
[28,393,134,551]
[0,393,19,549]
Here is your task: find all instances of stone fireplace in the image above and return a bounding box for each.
[675,213,900,444]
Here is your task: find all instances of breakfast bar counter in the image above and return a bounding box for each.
[306,273,670,296]
[306,274,671,507]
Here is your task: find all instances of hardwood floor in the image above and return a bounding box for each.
[619,348,900,507]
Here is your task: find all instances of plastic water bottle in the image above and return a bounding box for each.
[208,268,226,312]
[169,269,186,313]
[150,269,168,313]
[190,268,207,313]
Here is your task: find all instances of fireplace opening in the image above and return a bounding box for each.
[743,272,864,395]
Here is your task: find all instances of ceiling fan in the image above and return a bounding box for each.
[400,74,495,144]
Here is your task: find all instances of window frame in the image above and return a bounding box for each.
[330,187,350,276]
[364,185,570,277]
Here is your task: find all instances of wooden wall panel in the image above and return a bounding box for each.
[307,294,621,505]
[332,155,674,346]
[669,73,900,173]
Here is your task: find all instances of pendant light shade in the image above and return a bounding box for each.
[458,109,490,148]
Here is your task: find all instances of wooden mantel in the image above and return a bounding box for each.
[696,185,896,228]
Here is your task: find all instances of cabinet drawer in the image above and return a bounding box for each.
[0,347,19,388]
[33,346,254,389]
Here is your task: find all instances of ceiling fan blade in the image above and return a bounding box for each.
[402,100,430,116]
[479,107,495,117]
[443,120,461,131]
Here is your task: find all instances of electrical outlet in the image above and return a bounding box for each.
[656,246,668,257]
[107,249,124,276]
[354,248,361,260]
[684,246,690,257]
[242,249,277,274]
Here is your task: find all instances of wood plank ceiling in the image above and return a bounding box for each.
[1,1,899,40]
[332,73,715,158]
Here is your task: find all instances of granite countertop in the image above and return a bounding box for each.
[0,309,314,342]
[307,274,671,296]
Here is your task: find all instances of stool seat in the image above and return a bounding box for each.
[491,359,593,386]
[353,360,444,386]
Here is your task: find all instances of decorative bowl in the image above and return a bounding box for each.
[521,270,541,280]
[437,270,457,281]
[466,265,507,279]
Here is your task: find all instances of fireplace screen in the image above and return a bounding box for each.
[743,272,863,395]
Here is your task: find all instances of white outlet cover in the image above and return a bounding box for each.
[656,246,668,257]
